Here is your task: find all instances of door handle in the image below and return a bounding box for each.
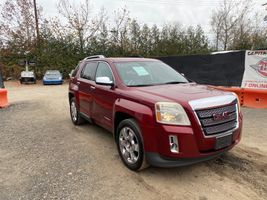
[90,86,96,90]
[77,81,80,85]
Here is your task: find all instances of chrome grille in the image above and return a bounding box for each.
[195,102,238,136]
[197,104,236,118]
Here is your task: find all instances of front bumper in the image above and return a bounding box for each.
[146,148,228,168]
[145,130,240,168]
[43,80,63,85]
[20,77,36,83]
[141,113,242,167]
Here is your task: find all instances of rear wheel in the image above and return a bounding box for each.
[70,97,84,125]
[116,119,148,171]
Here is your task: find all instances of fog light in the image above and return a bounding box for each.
[169,135,179,153]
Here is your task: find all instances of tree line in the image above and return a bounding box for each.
[0,0,266,78]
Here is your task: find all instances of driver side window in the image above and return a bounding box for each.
[95,62,114,82]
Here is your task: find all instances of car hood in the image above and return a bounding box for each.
[126,83,233,109]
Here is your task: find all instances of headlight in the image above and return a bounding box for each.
[155,102,191,125]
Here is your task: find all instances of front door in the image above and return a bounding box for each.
[93,62,117,130]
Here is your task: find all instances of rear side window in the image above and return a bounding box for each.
[81,62,97,80]
[95,62,114,81]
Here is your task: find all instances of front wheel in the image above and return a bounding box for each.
[116,119,148,171]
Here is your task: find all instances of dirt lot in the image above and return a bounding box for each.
[0,81,267,200]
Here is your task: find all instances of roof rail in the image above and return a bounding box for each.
[83,55,105,60]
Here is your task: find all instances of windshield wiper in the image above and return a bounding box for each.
[163,81,187,84]
[128,84,156,87]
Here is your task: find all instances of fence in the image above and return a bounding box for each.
[158,51,267,108]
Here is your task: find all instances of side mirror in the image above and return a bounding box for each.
[96,76,114,86]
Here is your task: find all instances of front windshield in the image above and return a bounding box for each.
[45,71,61,77]
[115,61,188,86]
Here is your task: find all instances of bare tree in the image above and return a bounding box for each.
[250,14,267,49]
[57,0,105,54]
[230,11,252,50]
[110,7,131,53]
[210,0,251,50]
[211,10,224,51]
[0,0,41,51]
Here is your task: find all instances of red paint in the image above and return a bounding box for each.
[69,57,242,160]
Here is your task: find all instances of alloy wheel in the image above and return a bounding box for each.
[70,101,77,122]
[119,127,140,164]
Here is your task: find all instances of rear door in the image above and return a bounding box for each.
[77,62,97,117]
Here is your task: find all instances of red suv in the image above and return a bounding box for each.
[69,55,242,171]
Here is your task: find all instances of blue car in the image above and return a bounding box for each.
[43,70,63,85]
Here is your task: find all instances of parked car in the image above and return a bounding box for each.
[68,55,243,171]
[43,70,63,85]
[20,71,36,84]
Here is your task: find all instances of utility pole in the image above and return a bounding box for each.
[33,0,40,45]
[262,3,267,27]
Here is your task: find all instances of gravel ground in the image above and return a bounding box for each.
[0,81,267,200]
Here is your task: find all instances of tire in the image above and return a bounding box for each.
[116,119,148,171]
[69,97,85,125]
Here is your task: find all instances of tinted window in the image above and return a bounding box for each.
[95,62,114,81]
[81,62,97,80]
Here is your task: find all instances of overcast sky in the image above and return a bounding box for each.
[36,0,267,33]
[1,0,267,35]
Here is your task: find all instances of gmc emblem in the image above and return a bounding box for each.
[213,112,230,121]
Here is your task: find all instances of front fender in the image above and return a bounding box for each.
[113,99,158,152]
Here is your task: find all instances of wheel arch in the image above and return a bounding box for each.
[114,112,134,138]
[68,92,74,102]
[113,99,154,143]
